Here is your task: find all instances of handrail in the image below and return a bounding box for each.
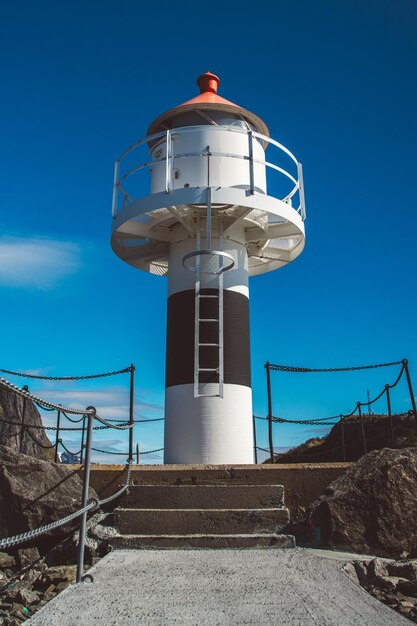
[112,124,305,220]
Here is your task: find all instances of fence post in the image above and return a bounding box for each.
[20,385,29,453]
[80,415,86,464]
[128,364,135,463]
[357,402,367,455]
[253,415,258,464]
[76,408,95,584]
[340,415,346,462]
[54,406,62,463]
[136,443,140,465]
[403,359,417,426]
[266,361,274,463]
[248,130,255,195]
[385,384,395,448]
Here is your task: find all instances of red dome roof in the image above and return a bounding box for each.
[147,72,269,137]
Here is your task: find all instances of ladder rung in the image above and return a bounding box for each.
[200,295,219,298]
[197,394,221,397]
[199,368,219,372]
[199,318,219,322]
[199,343,219,347]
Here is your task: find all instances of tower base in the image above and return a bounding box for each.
[164,384,253,464]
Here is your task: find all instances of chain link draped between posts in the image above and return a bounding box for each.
[0,366,132,380]
[0,501,97,550]
[255,359,416,463]
[0,461,133,551]
[267,360,403,373]
[0,362,166,583]
[0,363,165,464]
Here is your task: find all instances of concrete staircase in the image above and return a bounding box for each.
[110,466,295,549]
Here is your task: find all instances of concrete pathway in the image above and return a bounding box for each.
[28,548,408,626]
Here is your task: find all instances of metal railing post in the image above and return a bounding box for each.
[54,406,62,463]
[297,161,306,220]
[403,359,417,425]
[357,402,367,455]
[248,130,255,195]
[20,385,29,453]
[266,362,274,463]
[76,408,95,584]
[128,364,135,463]
[385,385,395,448]
[165,130,171,194]
[80,415,86,464]
[252,415,258,464]
[136,443,140,465]
[340,416,346,462]
[111,159,120,218]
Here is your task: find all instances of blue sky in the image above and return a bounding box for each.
[1,0,416,462]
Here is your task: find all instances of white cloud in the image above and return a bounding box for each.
[33,386,163,417]
[0,236,81,289]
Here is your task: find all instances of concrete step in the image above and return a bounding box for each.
[109,533,296,550]
[122,484,284,509]
[129,465,291,486]
[114,507,290,535]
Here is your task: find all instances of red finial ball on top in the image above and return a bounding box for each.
[197,71,220,95]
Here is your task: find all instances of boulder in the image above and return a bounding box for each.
[307,448,417,558]
[0,552,15,569]
[0,445,96,545]
[0,387,55,461]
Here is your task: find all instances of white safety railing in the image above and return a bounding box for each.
[111,125,306,221]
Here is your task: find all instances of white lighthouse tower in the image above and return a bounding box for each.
[111,72,306,464]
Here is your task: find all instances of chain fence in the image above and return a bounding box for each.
[0,366,139,581]
[0,363,164,463]
[254,358,416,464]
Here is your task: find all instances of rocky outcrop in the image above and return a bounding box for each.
[307,448,417,558]
[0,512,112,623]
[0,446,96,543]
[272,412,417,464]
[0,387,55,461]
[345,557,417,624]
[0,556,79,623]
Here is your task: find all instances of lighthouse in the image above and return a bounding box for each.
[111,72,306,464]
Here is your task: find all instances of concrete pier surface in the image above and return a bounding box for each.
[27,548,408,626]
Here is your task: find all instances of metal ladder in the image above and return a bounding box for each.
[183,188,235,399]
[193,217,224,399]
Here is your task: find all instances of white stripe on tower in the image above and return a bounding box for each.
[164,222,253,464]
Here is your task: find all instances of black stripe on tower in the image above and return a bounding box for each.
[166,289,251,388]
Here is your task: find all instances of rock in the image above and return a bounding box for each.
[43,565,76,586]
[16,588,39,606]
[51,510,109,566]
[342,562,359,582]
[0,387,55,462]
[20,561,46,584]
[397,580,417,597]
[0,446,97,545]
[368,557,388,580]
[4,582,28,602]
[17,547,40,568]
[387,560,417,580]
[371,574,396,591]
[352,560,369,586]
[0,552,16,569]
[307,448,417,558]
[11,602,25,614]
